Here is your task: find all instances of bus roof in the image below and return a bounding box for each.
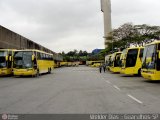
[114,52,122,54]
[145,40,160,46]
[0,49,16,51]
[14,49,53,55]
[126,46,144,50]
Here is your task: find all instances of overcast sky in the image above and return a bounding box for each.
[0,0,160,53]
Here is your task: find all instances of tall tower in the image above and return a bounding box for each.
[101,0,112,48]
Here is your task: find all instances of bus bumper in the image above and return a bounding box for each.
[141,70,160,80]
[0,68,12,76]
[110,67,121,73]
[13,69,36,76]
[120,67,138,75]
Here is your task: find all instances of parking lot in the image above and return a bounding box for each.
[0,66,160,113]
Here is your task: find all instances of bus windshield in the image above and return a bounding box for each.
[0,51,8,56]
[142,44,156,69]
[126,49,138,67]
[114,53,121,67]
[14,51,33,69]
[0,51,7,68]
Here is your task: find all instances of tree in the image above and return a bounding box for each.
[106,23,160,52]
[82,51,88,56]
[61,49,90,62]
[78,50,83,56]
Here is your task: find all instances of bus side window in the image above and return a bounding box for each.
[37,52,41,60]
[158,43,160,50]
[40,53,44,60]
[157,43,160,70]
[139,48,144,58]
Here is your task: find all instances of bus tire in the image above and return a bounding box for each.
[50,68,52,73]
[48,68,51,74]
[48,68,50,74]
[138,68,141,76]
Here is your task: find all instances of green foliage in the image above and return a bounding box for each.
[106,23,160,53]
[62,49,105,61]
[62,23,160,61]
[62,50,90,62]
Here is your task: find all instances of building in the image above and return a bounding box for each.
[101,0,112,48]
[0,25,63,61]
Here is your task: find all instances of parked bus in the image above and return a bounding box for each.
[109,52,122,73]
[86,61,103,67]
[13,49,54,77]
[54,61,61,68]
[141,41,160,80]
[105,54,112,71]
[91,61,103,67]
[0,49,14,76]
[120,47,144,75]
[60,62,68,66]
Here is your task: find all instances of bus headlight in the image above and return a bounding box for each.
[27,68,33,71]
[2,68,7,70]
[148,71,154,74]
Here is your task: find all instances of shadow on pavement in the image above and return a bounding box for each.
[143,80,160,84]
[120,75,141,77]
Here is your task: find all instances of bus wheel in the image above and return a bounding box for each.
[50,68,52,73]
[48,68,51,74]
[138,68,141,76]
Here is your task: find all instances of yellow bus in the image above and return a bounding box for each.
[120,47,144,75]
[60,62,68,66]
[141,41,160,80]
[53,61,60,68]
[13,49,54,77]
[53,54,63,68]
[109,52,122,73]
[0,49,14,76]
[105,54,112,71]
[86,61,103,67]
[90,61,103,67]
[86,61,93,66]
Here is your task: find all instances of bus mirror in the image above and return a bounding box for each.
[5,56,8,61]
[32,55,35,61]
[159,52,160,59]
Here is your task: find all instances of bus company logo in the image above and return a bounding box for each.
[2,114,8,120]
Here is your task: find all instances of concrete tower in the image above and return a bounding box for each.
[101,0,112,48]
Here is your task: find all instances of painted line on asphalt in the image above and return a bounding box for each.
[105,80,111,84]
[113,85,121,91]
[127,94,143,104]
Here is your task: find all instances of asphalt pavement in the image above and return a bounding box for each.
[0,66,160,114]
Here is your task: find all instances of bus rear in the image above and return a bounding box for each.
[120,47,144,75]
[141,41,160,80]
[0,49,13,76]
